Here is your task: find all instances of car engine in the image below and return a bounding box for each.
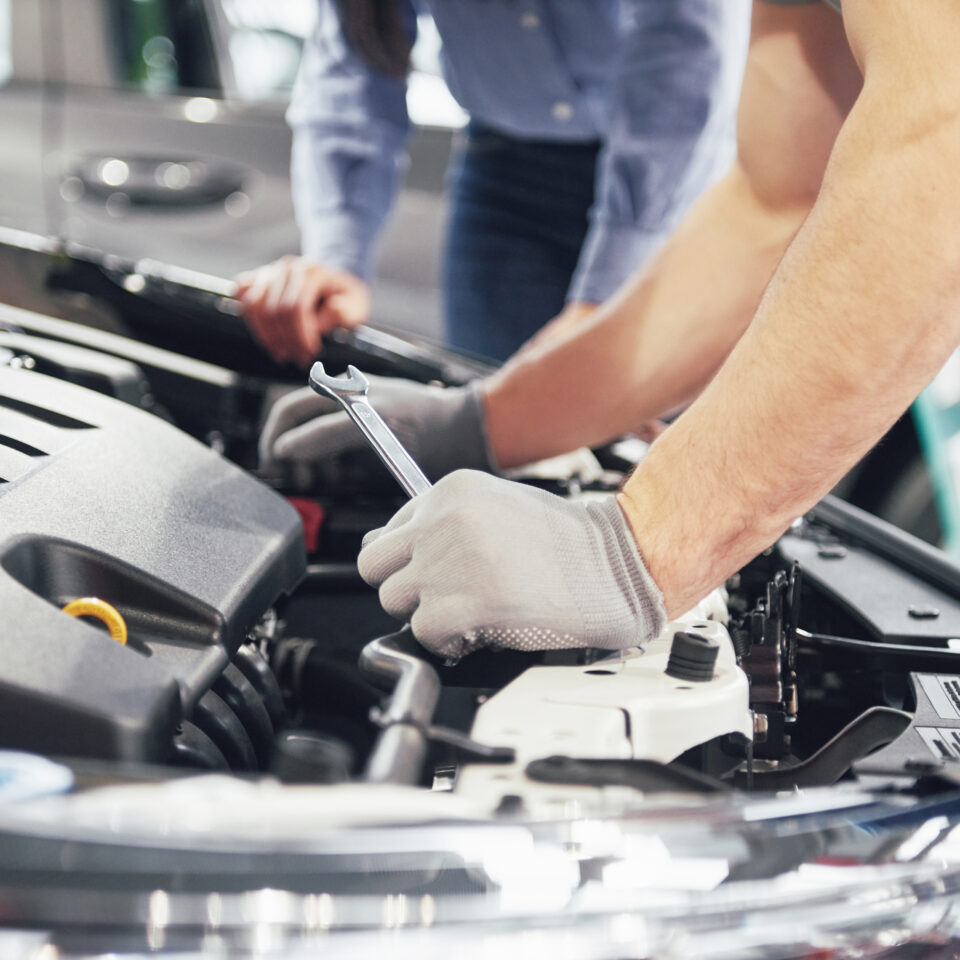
[2,254,959,807]
[5,245,960,958]
[0,364,301,769]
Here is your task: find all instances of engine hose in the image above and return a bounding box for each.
[233,644,286,730]
[359,627,441,785]
[271,636,318,721]
[191,690,258,771]
[171,720,229,771]
[212,664,274,768]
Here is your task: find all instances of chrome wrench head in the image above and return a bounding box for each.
[306,361,432,500]
[309,362,369,401]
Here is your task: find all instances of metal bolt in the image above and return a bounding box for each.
[817,545,847,559]
[752,712,769,738]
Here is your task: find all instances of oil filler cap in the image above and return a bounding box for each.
[665,631,719,683]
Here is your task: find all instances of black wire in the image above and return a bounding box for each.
[800,629,960,670]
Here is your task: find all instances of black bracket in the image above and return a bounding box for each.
[369,707,516,765]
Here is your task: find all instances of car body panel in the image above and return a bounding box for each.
[0,0,450,339]
[0,1,47,236]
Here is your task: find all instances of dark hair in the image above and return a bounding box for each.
[334,0,413,78]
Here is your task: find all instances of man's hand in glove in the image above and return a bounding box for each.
[357,471,666,660]
[259,376,497,484]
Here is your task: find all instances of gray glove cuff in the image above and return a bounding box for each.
[582,496,668,649]
[420,380,499,480]
[464,381,501,474]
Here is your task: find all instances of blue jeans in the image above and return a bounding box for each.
[442,123,600,362]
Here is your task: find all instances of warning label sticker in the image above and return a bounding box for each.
[918,726,960,761]
[917,675,960,722]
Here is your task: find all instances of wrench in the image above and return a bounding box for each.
[308,362,432,499]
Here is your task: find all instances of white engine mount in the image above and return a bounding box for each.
[456,592,752,813]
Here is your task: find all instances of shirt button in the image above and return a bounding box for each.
[521,12,540,28]
[552,101,573,122]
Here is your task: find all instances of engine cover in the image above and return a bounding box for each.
[0,368,304,762]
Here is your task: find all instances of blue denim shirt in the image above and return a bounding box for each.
[288,0,749,305]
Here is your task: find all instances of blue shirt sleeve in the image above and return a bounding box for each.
[568,0,749,305]
[287,0,415,280]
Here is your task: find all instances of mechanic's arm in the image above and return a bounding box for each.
[621,0,960,615]
[485,2,861,467]
[237,1,414,367]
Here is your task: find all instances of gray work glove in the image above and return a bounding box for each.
[358,470,667,660]
[259,376,496,484]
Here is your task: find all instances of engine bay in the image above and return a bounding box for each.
[2,251,960,808]
[4,248,960,956]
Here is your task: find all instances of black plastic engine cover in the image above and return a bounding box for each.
[0,368,304,762]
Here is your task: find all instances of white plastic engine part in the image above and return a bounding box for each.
[456,594,751,812]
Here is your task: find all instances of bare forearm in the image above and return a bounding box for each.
[483,165,805,468]
[621,87,960,615]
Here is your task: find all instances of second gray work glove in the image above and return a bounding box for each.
[259,375,497,483]
[357,471,667,660]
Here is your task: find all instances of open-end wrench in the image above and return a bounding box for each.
[308,362,432,499]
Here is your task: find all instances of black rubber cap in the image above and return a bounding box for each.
[665,631,719,683]
[271,730,353,784]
